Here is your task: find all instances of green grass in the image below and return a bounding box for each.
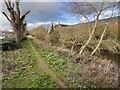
[29,38,118,88]
[28,39,88,88]
[2,38,117,88]
[2,39,57,88]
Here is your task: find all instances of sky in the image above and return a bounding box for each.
[0,0,120,30]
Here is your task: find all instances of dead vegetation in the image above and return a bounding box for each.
[31,37,118,88]
[30,14,119,87]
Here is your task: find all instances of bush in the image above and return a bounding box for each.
[1,38,18,51]
[50,31,60,46]
[30,27,50,42]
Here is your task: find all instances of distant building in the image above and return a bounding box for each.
[54,23,68,30]
[0,30,14,39]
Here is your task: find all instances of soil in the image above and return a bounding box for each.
[28,37,68,88]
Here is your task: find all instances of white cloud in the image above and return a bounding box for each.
[80,17,87,23]
[1,1,65,30]
[1,2,65,30]
[99,8,119,19]
[27,22,52,29]
[27,23,40,29]
[104,10,112,16]
[27,23,34,28]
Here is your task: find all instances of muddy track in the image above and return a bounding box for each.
[28,38,68,88]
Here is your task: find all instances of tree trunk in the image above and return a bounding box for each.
[2,0,30,44]
[90,25,108,56]
[15,33,21,43]
[79,19,99,55]
[79,2,104,56]
[14,31,21,43]
[13,25,22,43]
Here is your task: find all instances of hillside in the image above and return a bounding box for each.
[30,16,119,56]
[30,16,120,34]
[54,16,119,40]
[55,16,120,30]
[86,16,120,25]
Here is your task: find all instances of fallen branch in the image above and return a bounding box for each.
[90,25,108,56]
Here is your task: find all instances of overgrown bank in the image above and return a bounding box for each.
[31,37,118,88]
[30,22,120,60]
[1,37,119,88]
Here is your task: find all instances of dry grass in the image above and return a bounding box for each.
[31,37,119,88]
[30,26,50,43]
[30,20,119,55]
[74,55,118,88]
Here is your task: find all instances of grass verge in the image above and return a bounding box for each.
[2,39,57,88]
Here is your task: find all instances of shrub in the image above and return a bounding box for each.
[50,31,60,46]
[30,27,50,42]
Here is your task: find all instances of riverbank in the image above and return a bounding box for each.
[31,37,119,88]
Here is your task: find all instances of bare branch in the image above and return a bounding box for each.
[20,11,30,22]
[84,0,98,14]
[102,2,118,11]
[4,0,16,21]
[90,25,108,56]
[4,0,11,11]
[113,9,120,15]
[16,0,20,18]
[8,0,14,10]
[73,2,90,22]
[12,3,14,9]
[2,12,11,22]
[111,1,117,18]
[79,1,104,55]
[17,0,20,3]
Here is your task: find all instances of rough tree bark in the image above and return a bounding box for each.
[21,21,27,38]
[2,0,30,43]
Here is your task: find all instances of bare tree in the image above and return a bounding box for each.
[69,2,93,35]
[69,1,119,56]
[90,1,119,56]
[76,1,105,55]
[2,0,30,43]
[90,25,108,56]
[49,20,54,33]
